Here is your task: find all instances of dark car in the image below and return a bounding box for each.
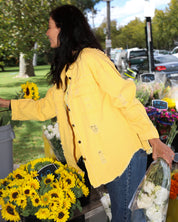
[135,54,178,76]
[127,49,147,71]
[120,48,147,75]
[154,54,178,76]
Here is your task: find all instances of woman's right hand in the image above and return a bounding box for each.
[0,98,11,108]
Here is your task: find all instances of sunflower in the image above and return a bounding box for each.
[16,194,27,209]
[31,83,40,100]
[9,187,20,202]
[49,200,61,211]
[53,207,70,222]
[22,185,31,196]
[0,178,10,187]
[41,193,51,206]
[30,170,39,178]
[27,178,40,190]
[62,174,75,189]
[21,81,40,100]
[30,189,38,197]
[48,188,64,200]
[1,202,20,222]
[31,195,41,207]
[35,208,51,220]
[81,185,89,197]
[13,168,27,180]
[65,189,76,204]
[44,174,55,185]
[21,82,33,99]
[62,198,71,210]
[51,181,61,190]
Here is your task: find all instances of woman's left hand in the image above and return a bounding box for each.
[149,138,175,168]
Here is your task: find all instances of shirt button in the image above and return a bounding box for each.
[69,77,71,80]
[68,108,71,111]
[78,140,81,144]
[72,124,75,127]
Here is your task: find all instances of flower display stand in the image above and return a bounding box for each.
[166,198,178,222]
[0,124,15,179]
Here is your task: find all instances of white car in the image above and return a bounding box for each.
[171,46,178,58]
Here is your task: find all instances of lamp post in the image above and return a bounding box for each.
[103,0,112,57]
[144,0,155,73]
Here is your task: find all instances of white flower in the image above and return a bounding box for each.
[154,186,169,205]
[146,204,163,222]
[143,181,155,194]
[55,131,60,139]
[54,122,59,130]
[47,124,53,131]
[137,193,153,209]
[100,193,112,221]
[44,129,55,140]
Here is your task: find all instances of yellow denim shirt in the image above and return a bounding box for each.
[11,48,159,187]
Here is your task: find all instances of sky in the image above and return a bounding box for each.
[87,0,171,28]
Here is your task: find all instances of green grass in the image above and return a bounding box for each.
[0,65,51,164]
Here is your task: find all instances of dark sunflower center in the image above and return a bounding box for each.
[26,87,30,95]
[66,179,71,184]
[24,189,30,195]
[7,206,15,215]
[58,212,64,219]
[35,198,39,203]
[45,179,51,184]
[51,193,58,198]
[3,181,8,186]
[16,174,23,179]
[12,192,18,199]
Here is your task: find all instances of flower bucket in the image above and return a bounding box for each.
[166,198,178,222]
[0,124,15,179]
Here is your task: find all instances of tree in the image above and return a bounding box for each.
[152,9,170,49]
[96,18,145,50]
[149,0,178,50]
[0,0,102,76]
[166,0,178,49]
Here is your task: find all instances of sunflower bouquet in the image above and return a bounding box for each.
[17,81,40,101]
[0,158,89,222]
[0,81,40,127]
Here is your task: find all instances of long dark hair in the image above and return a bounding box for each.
[47,4,103,88]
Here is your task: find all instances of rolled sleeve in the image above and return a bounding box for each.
[11,86,57,121]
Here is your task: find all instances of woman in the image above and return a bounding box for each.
[0,5,174,222]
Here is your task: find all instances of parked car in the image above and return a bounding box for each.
[171,46,178,59]
[117,48,147,74]
[154,54,178,76]
[153,49,171,56]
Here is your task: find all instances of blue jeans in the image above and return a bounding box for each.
[106,149,147,222]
